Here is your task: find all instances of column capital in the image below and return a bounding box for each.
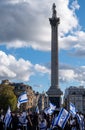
[49,17,60,26]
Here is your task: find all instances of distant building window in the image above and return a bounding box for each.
[72,92,76,95]
[20,86,22,89]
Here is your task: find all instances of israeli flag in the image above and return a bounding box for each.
[52,115,58,128]
[44,107,54,115]
[44,107,50,115]
[44,102,56,115]
[47,107,54,115]
[19,111,27,124]
[76,113,81,124]
[17,91,28,108]
[36,106,39,114]
[49,102,56,110]
[70,102,76,116]
[54,108,70,129]
[4,106,12,127]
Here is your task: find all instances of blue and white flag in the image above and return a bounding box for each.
[52,115,58,128]
[17,91,28,108]
[47,107,54,115]
[53,108,70,129]
[4,106,12,127]
[44,107,50,115]
[44,107,54,115]
[76,113,81,124]
[70,102,76,116]
[44,107,49,115]
[19,111,27,124]
[49,102,56,111]
[36,106,39,114]
[44,102,56,115]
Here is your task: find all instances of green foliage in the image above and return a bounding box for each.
[0,84,17,111]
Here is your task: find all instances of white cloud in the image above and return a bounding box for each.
[34,63,85,85]
[34,64,50,74]
[58,0,79,36]
[74,31,85,51]
[6,40,50,51]
[0,0,80,51]
[0,50,85,86]
[71,0,80,11]
[0,0,85,86]
[58,30,85,57]
[33,84,43,88]
[0,65,16,78]
[75,66,85,83]
[59,69,77,82]
[59,35,77,50]
[0,51,34,81]
[0,51,50,82]
[59,64,85,85]
[59,31,85,56]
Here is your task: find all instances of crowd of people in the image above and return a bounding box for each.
[0,108,85,130]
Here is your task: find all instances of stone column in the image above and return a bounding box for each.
[47,3,63,109]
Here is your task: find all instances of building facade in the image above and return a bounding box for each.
[1,80,36,110]
[64,86,85,114]
[1,80,48,111]
[38,93,48,111]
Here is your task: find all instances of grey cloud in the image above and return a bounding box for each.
[59,63,74,70]
[0,1,49,44]
[69,49,85,57]
[0,0,80,51]
[0,2,31,42]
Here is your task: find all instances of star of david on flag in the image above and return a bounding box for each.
[53,108,70,129]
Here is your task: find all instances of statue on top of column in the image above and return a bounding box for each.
[52,3,56,18]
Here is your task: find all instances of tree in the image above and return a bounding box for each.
[0,84,17,111]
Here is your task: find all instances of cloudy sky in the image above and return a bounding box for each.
[0,0,85,94]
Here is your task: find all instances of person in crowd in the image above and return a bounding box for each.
[1,108,85,130]
[32,112,39,130]
[46,114,52,130]
[27,112,33,130]
[0,114,4,130]
[70,115,80,130]
[38,117,47,130]
[11,112,19,130]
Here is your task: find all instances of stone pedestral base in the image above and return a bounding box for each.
[47,86,63,109]
[49,96,61,108]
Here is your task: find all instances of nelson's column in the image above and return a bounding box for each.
[47,3,63,108]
